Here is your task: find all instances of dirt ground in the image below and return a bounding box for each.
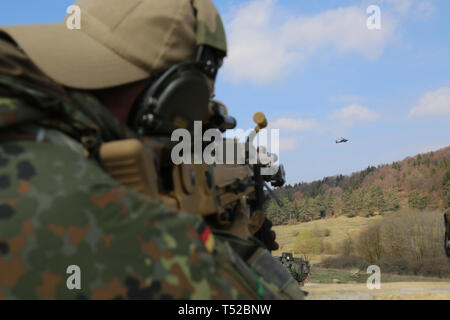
[304,282,450,300]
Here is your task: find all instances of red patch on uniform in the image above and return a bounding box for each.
[200,226,211,243]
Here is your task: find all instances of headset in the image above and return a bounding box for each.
[128,45,226,136]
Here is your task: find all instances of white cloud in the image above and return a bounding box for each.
[331,104,380,123]
[251,130,300,153]
[223,0,397,84]
[271,118,319,131]
[378,0,414,14]
[223,0,298,83]
[409,87,450,117]
[376,0,435,19]
[278,137,300,152]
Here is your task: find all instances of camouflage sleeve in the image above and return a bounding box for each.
[0,140,251,300]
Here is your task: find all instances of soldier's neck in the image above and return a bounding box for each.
[92,79,151,124]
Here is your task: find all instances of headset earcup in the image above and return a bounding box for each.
[154,70,211,132]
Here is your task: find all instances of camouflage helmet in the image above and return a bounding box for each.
[0,0,227,89]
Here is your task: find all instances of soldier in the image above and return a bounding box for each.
[0,0,255,300]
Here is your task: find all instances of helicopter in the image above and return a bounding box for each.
[335,137,349,144]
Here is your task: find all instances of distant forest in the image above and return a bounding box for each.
[267,146,450,225]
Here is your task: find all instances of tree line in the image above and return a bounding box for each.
[267,147,450,225]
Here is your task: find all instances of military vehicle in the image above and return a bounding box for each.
[275,253,310,285]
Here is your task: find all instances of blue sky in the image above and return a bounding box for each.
[1,0,449,184]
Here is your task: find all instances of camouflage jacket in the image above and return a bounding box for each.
[0,39,253,300]
[213,230,305,300]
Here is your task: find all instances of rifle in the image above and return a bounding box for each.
[99,100,285,248]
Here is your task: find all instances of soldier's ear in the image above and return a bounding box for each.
[127,45,224,136]
[128,61,212,135]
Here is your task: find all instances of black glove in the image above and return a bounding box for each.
[253,218,279,252]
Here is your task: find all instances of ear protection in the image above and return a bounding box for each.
[128,45,225,136]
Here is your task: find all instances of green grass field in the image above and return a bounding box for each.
[308,267,450,284]
[272,215,382,259]
[273,215,450,284]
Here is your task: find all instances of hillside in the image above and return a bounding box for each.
[267,146,450,225]
[272,215,381,258]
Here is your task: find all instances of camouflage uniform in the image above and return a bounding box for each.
[0,0,298,300]
[213,231,305,300]
[0,10,254,299]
